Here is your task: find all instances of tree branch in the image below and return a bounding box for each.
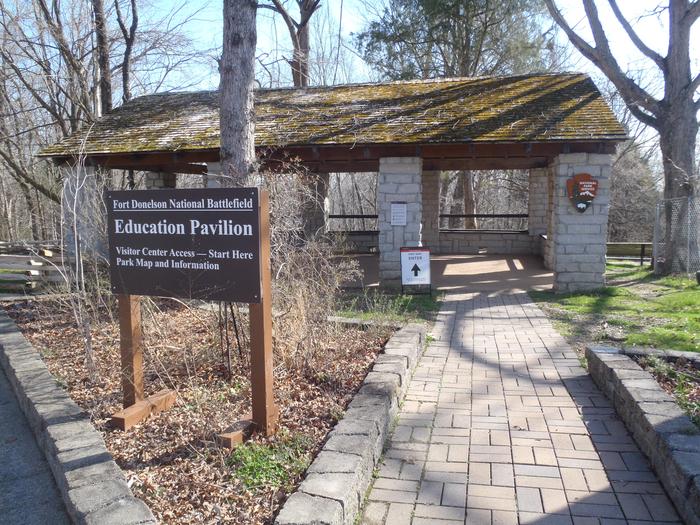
[0,148,60,203]
[607,0,665,71]
[544,0,661,125]
[115,0,139,102]
[626,103,658,128]
[689,1,700,22]
[268,0,297,35]
[298,0,321,29]
[691,71,700,95]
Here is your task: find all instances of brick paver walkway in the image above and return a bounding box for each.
[362,292,682,525]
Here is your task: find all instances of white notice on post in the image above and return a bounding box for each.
[390,202,407,226]
[400,247,431,286]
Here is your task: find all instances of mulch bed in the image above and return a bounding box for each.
[5,298,390,524]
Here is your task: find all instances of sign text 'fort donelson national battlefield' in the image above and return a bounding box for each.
[106,188,261,303]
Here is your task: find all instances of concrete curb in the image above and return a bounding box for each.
[326,315,404,331]
[275,323,426,525]
[0,308,156,525]
[586,345,700,525]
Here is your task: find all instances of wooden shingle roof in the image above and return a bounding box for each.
[39,73,625,159]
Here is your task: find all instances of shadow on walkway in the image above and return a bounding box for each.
[360,291,681,524]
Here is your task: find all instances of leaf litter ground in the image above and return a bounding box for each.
[6,298,391,524]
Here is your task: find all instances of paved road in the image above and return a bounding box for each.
[0,367,70,524]
[362,292,681,525]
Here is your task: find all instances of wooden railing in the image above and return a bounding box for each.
[327,214,378,220]
[327,214,378,232]
[0,242,67,291]
[327,213,529,231]
[606,242,653,266]
[439,213,528,231]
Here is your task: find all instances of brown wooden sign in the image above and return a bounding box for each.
[106,188,261,302]
[106,187,278,436]
[566,173,599,213]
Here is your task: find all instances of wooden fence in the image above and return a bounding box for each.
[0,242,67,292]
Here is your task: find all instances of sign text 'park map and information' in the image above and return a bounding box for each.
[106,188,261,303]
[400,247,431,288]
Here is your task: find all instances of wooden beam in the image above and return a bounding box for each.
[260,156,549,173]
[216,414,255,449]
[110,389,177,431]
[96,162,208,174]
[52,140,616,173]
[260,141,616,165]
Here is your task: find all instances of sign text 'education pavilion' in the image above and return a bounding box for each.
[106,188,262,303]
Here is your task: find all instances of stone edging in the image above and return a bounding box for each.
[0,308,156,525]
[275,323,426,525]
[586,345,700,525]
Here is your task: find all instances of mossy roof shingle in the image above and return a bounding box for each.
[39,73,626,158]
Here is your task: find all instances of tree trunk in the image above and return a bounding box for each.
[544,0,700,275]
[270,0,319,88]
[292,23,310,87]
[19,182,40,241]
[91,0,112,115]
[0,175,14,241]
[220,0,257,186]
[658,104,698,273]
[115,0,138,104]
[462,171,477,229]
[449,173,463,229]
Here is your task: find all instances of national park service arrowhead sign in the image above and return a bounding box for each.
[567,173,599,213]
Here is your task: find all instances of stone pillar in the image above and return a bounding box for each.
[548,153,612,293]
[421,171,440,251]
[144,171,176,189]
[377,157,423,286]
[301,173,330,239]
[528,168,549,236]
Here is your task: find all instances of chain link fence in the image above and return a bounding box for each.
[653,196,700,274]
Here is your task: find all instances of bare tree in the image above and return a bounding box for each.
[115,0,138,103]
[220,0,258,184]
[608,147,660,242]
[356,0,563,229]
[261,0,322,87]
[92,0,113,115]
[308,1,357,86]
[0,0,211,240]
[544,0,700,271]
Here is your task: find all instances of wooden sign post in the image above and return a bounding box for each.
[249,191,278,434]
[218,191,278,446]
[105,187,278,437]
[111,294,176,430]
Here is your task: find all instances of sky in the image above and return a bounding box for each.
[162,0,371,89]
[157,0,698,104]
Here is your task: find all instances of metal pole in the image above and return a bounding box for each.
[688,196,693,275]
